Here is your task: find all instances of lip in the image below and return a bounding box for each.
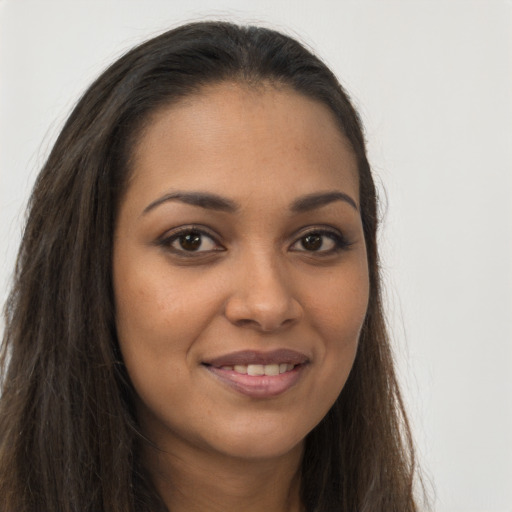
[203,349,309,368]
[202,349,309,398]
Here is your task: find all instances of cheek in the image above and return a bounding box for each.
[307,260,370,340]
[114,258,207,344]
[113,252,182,387]
[113,266,198,425]
[308,259,369,388]
[112,255,228,399]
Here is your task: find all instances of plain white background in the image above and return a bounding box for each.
[1,1,511,511]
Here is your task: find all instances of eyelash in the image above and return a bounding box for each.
[157,225,224,256]
[156,225,352,258]
[290,228,352,255]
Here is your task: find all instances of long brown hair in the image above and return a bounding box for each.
[0,21,422,511]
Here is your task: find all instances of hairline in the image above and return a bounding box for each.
[121,77,360,211]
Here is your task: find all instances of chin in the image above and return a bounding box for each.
[219,434,305,462]
[202,417,310,462]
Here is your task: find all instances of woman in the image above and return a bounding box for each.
[0,21,421,511]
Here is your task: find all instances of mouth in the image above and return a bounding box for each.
[211,362,297,376]
[203,348,309,368]
[202,349,309,398]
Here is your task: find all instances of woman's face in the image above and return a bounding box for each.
[113,83,369,462]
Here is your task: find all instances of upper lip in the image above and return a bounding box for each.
[203,349,309,368]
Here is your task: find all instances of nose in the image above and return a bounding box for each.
[223,253,303,333]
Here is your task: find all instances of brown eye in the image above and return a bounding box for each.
[159,228,222,255]
[179,232,202,251]
[301,233,323,251]
[290,229,349,255]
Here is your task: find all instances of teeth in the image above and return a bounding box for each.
[264,364,280,376]
[224,363,295,375]
[247,364,265,376]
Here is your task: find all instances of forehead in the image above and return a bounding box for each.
[128,82,359,209]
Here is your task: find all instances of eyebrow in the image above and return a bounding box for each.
[142,192,239,215]
[290,191,358,212]
[141,189,358,216]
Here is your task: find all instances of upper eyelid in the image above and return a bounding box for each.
[158,224,219,242]
[156,228,225,259]
[288,226,350,252]
[288,225,345,240]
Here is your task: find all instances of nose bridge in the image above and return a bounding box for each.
[246,247,289,301]
[224,244,301,332]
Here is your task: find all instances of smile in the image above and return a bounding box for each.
[219,363,296,375]
[202,349,309,398]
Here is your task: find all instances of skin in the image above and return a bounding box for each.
[113,82,370,512]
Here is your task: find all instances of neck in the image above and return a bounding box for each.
[144,440,304,512]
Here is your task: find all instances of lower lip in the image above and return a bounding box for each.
[204,365,305,398]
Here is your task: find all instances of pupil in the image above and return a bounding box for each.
[302,234,322,251]
[180,232,201,251]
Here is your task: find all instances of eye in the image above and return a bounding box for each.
[158,227,223,255]
[290,229,350,254]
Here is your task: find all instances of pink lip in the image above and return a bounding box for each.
[205,365,305,398]
[202,349,309,398]
[203,349,309,368]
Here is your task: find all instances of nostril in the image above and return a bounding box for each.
[232,316,298,333]
[234,318,257,328]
